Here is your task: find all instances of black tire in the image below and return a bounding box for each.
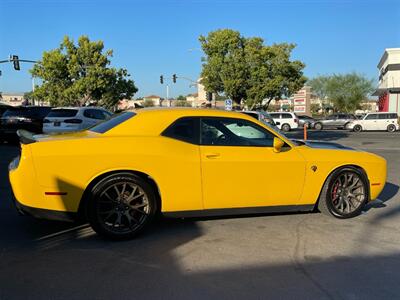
[387,124,396,132]
[281,123,291,132]
[87,173,158,240]
[318,167,368,219]
[314,122,323,130]
[353,124,362,132]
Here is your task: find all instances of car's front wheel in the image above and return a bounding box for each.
[353,124,362,132]
[318,167,368,219]
[314,122,323,130]
[87,173,158,240]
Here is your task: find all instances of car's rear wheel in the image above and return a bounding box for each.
[318,167,368,219]
[353,124,362,132]
[87,173,157,240]
[387,124,396,132]
[314,122,323,130]
[281,123,291,132]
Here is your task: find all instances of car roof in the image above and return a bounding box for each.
[107,108,274,137]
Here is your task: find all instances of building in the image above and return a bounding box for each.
[291,86,313,115]
[143,95,163,106]
[0,92,25,106]
[374,48,400,114]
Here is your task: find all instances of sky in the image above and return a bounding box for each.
[0,0,399,98]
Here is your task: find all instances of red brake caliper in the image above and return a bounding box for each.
[332,182,339,205]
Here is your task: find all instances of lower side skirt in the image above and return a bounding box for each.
[163,204,315,218]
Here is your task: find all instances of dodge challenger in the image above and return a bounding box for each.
[9,108,387,239]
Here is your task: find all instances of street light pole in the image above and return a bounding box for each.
[166,84,170,107]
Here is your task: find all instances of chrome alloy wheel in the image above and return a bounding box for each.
[330,171,366,215]
[97,182,150,233]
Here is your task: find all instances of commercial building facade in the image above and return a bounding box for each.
[374,48,400,114]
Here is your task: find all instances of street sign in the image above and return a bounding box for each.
[225,99,233,111]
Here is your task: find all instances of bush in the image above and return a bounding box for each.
[175,100,192,107]
[143,99,155,107]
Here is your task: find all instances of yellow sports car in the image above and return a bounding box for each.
[9,108,386,239]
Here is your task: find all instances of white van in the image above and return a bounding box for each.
[268,112,299,132]
[347,112,399,132]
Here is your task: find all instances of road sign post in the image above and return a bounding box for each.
[225,99,233,111]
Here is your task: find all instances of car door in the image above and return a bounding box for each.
[324,115,336,127]
[199,117,306,209]
[270,113,281,129]
[363,114,378,130]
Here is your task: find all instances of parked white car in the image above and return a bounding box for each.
[43,107,112,134]
[346,112,399,132]
[268,112,299,132]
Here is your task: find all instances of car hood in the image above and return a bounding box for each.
[294,140,356,151]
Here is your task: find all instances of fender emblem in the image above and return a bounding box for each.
[311,165,318,172]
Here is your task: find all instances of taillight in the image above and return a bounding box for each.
[64,119,83,124]
[294,118,298,123]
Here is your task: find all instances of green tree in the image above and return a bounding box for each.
[30,35,138,108]
[176,95,186,100]
[199,29,306,109]
[308,75,330,101]
[199,29,249,108]
[325,73,374,112]
[310,103,321,115]
[174,100,192,107]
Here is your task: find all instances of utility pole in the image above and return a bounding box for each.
[32,77,35,105]
[166,84,170,107]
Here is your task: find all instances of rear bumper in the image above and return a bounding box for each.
[11,188,76,222]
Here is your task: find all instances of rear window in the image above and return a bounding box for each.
[281,113,292,119]
[89,112,136,134]
[2,108,29,117]
[47,109,78,118]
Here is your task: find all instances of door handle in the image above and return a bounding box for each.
[205,153,220,159]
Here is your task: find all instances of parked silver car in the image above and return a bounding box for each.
[313,113,357,130]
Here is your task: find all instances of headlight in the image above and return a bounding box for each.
[9,156,20,171]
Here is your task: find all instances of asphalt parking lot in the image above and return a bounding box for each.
[1,130,400,299]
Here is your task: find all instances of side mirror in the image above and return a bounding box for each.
[273,137,285,153]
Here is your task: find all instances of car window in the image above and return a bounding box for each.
[47,109,78,118]
[281,113,292,119]
[389,113,398,119]
[84,109,107,120]
[378,113,389,119]
[365,114,377,120]
[162,117,199,144]
[201,117,275,147]
[327,115,335,120]
[89,112,136,134]
[269,113,280,118]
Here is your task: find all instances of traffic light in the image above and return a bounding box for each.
[172,74,177,83]
[206,91,212,102]
[160,75,164,84]
[12,55,20,71]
